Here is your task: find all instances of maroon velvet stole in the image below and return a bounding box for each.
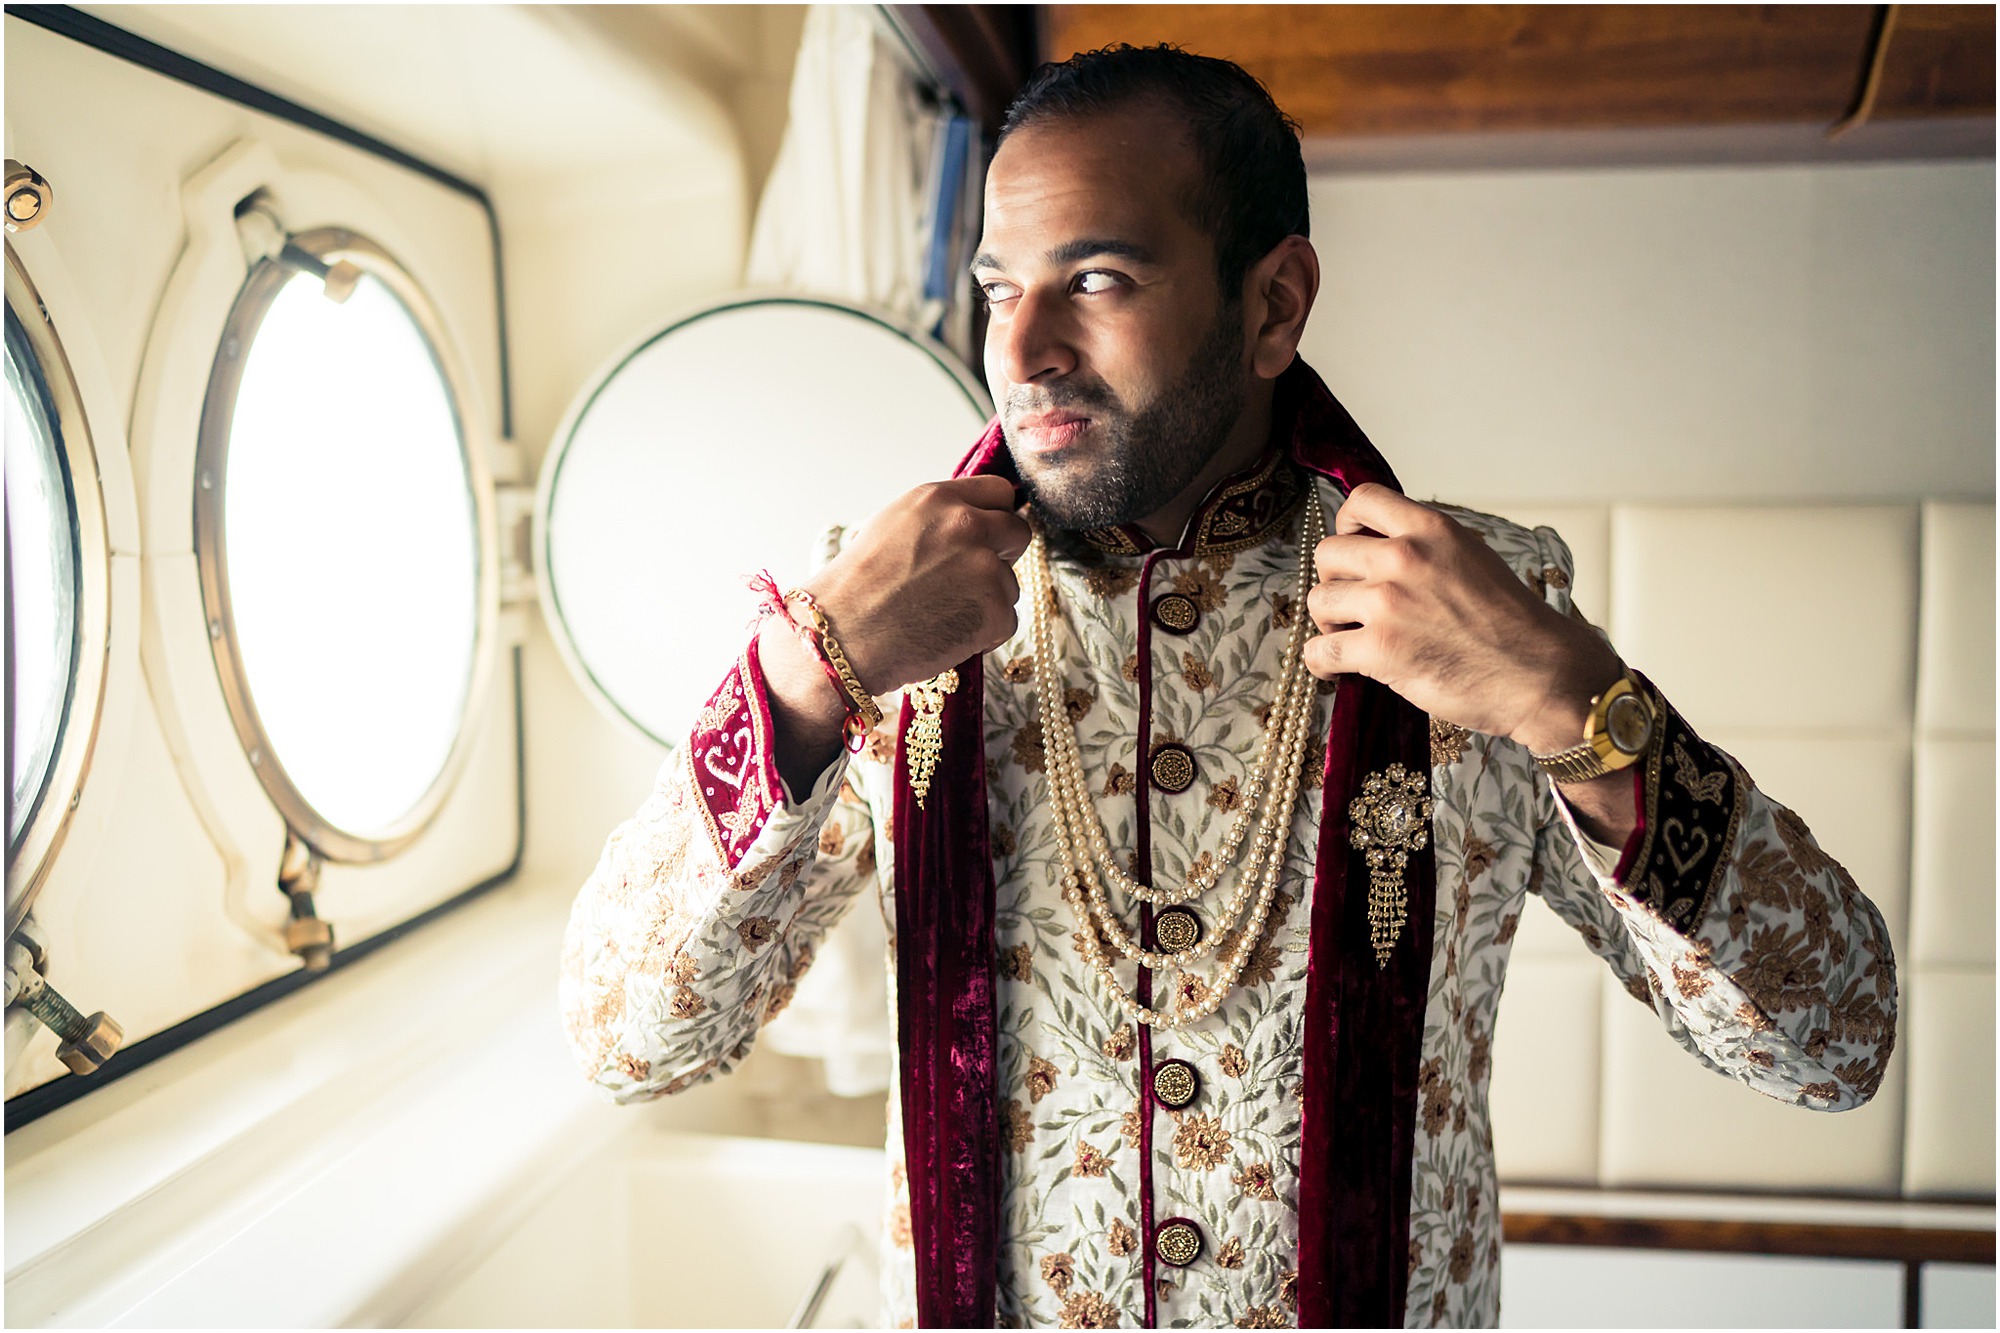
[892,359,1436,1328]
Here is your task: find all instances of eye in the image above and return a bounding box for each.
[977,279,1020,306]
[1074,270,1123,295]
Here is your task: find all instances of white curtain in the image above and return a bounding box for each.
[748,5,963,1097]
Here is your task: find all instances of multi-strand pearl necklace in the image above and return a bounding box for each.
[1027,490,1325,1029]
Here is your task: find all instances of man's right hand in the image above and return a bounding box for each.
[759,475,1030,793]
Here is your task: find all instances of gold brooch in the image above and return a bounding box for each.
[905,668,958,809]
[1348,762,1433,968]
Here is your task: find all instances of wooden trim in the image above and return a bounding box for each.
[1040,4,1993,162]
[1502,1212,1996,1266]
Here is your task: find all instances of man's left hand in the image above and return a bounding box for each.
[1303,483,1623,757]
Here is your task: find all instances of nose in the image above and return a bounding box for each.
[991,287,1077,389]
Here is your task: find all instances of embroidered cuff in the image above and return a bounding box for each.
[1610,676,1744,934]
[688,635,843,867]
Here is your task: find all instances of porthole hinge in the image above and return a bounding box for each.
[4,916,124,1075]
[495,481,538,606]
[4,159,54,233]
[278,833,335,972]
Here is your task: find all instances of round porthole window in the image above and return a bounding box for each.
[5,246,112,934]
[5,304,81,870]
[537,297,991,747]
[196,228,489,862]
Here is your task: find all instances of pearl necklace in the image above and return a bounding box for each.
[1027,490,1325,1029]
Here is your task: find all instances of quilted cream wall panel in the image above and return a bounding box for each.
[1902,503,1996,1197]
[1916,503,1995,732]
[1482,501,1996,1200]
[1903,969,1997,1197]
[1609,506,1919,733]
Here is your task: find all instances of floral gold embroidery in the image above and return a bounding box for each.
[817,821,845,857]
[1279,1271,1298,1311]
[1174,566,1227,613]
[1120,1106,1144,1149]
[1003,1098,1035,1152]
[1108,1218,1136,1257]
[1074,1140,1109,1177]
[993,823,1019,857]
[1121,652,1140,683]
[1208,777,1242,812]
[1010,722,1046,773]
[1430,717,1470,767]
[1672,739,1728,804]
[1103,763,1137,797]
[1217,1236,1246,1268]
[891,1204,913,1249]
[1233,1160,1279,1201]
[1220,1044,1248,1078]
[1058,1290,1119,1329]
[1102,1024,1135,1061]
[1270,592,1297,629]
[614,1053,651,1082]
[737,916,778,952]
[670,986,707,1019]
[1027,1054,1061,1103]
[1235,1305,1288,1328]
[1064,686,1095,722]
[1448,1227,1477,1283]
[762,981,794,1019]
[1084,564,1140,598]
[1173,1111,1233,1170]
[1041,1252,1075,1295]
[1182,652,1215,692]
[1001,943,1035,982]
[1001,654,1034,684]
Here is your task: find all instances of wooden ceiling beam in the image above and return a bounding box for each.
[1039,5,1993,155]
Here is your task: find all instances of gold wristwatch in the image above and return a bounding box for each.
[1531,672,1656,784]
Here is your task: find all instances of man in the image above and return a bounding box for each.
[560,46,1894,1329]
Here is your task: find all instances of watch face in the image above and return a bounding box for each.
[1604,691,1654,755]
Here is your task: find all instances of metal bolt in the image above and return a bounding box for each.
[23,980,123,1074]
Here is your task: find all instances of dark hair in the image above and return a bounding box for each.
[998,43,1308,300]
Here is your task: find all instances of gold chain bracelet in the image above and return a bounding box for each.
[782,590,884,736]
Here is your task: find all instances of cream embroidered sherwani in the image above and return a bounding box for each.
[559,453,1896,1329]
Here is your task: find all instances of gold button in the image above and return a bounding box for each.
[1151,592,1200,635]
[1155,1218,1203,1267]
[1152,1059,1200,1109]
[1149,743,1196,794]
[1153,907,1203,955]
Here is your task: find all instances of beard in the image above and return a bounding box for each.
[1002,306,1246,533]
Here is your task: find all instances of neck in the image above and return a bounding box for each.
[1131,381,1276,547]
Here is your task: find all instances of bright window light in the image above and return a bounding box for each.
[219,267,477,839]
[4,312,78,855]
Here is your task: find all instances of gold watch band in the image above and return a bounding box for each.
[1531,674,1653,784]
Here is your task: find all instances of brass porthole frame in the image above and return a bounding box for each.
[4,245,113,935]
[193,226,498,865]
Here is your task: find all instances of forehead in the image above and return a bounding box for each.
[978,105,1207,264]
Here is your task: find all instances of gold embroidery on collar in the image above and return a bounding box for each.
[1076,452,1306,558]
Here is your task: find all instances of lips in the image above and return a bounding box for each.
[1011,411,1092,452]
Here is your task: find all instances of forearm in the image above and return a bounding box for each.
[758,617,853,796]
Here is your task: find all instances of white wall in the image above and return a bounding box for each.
[1299,162,1995,506]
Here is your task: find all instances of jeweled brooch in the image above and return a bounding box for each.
[1348,762,1433,968]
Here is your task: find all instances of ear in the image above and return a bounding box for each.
[1242,236,1319,380]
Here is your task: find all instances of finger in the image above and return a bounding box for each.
[1302,628,1372,680]
[1313,532,1395,584]
[941,474,1022,511]
[1333,482,1439,538]
[977,507,1033,561]
[1305,579,1368,633]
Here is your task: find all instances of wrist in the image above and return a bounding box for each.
[758,618,851,742]
[1510,639,1623,757]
